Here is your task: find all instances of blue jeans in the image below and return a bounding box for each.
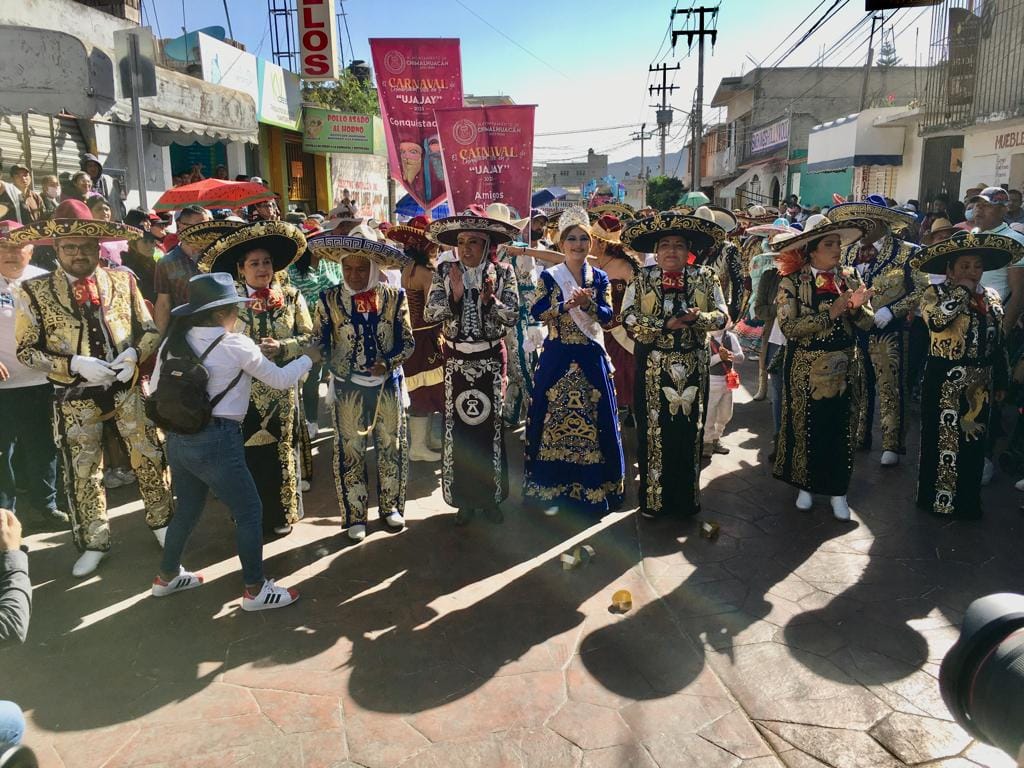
[0,384,58,514]
[0,700,25,745]
[162,418,264,586]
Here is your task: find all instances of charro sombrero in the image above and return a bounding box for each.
[621,211,726,254]
[386,215,433,251]
[199,220,306,275]
[915,232,1021,275]
[694,205,739,234]
[828,194,916,232]
[177,219,247,251]
[589,202,636,221]
[308,223,411,270]
[735,204,775,225]
[427,214,521,247]
[769,214,874,254]
[590,213,624,244]
[10,199,142,246]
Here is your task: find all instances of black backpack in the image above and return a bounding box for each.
[145,334,243,435]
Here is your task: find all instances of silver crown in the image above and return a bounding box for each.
[557,207,591,239]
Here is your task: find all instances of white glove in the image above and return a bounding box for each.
[110,347,138,383]
[873,306,893,329]
[324,374,337,405]
[71,355,116,386]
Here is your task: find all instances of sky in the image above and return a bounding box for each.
[147,0,935,166]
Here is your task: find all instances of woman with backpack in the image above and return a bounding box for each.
[199,221,313,538]
[148,272,314,611]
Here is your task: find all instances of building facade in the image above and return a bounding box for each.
[532,148,609,193]
[706,66,920,209]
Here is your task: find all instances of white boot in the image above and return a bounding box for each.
[153,526,168,548]
[880,451,899,466]
[72,550,106,577]
[347,524,367,542]
[795,490,813,511]
[408,416,441,462]
[385,510,405,529]
[982,458,994,486]
[830,496,851,521]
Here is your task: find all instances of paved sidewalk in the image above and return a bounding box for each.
[4,363,1022,768]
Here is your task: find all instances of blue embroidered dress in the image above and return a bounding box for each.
[524,264,624,514]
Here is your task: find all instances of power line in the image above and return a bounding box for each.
[536,124,637,137]
[453,0,571,79]
[748,0,830,67]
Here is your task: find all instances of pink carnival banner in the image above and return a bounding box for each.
[369,38,463,213]
[433,105,537,219]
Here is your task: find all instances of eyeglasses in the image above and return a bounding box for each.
[57,243,101,256]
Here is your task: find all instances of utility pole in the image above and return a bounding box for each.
[672,6,718,195]
[649,63,680,175]
[630,122,654,206]
[860,13,883,111]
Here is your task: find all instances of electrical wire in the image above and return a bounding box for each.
[748,0,830,67]
[340,0,355,66]
[536,124,638,137]
[453,0,571,79]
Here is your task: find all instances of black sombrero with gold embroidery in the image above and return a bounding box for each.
[589,202,636,221]
[915,231,1022,275]
[621,211,726,253]
[178,219,247,251]
[427,214,520,247]
[199,220,306,275]
[828,197,916,232]
[10,199,142,246]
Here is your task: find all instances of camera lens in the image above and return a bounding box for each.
[939,593,1024,761]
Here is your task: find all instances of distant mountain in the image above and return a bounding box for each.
[608,149,690,180]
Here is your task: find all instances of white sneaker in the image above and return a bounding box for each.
[307,420,318,440]
[880,451,899,466]
[1015,478,1024,492]
[830,496,851,521]
[385,510,405,529]
[982,458,995,486]
[151,566,203,597]
[72,550,106,577]
[241,579,299,611]
[543,505,559,517]
[796,490,813,511]
[153,526,168,548]
[347,524,366,542]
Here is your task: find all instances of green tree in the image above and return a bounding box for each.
[645,176,685,212]
[302,70,379,115]
[876,32,901,69]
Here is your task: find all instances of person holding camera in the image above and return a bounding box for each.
[620,211,729,520]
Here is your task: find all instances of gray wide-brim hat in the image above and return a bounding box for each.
[171,272,253,317]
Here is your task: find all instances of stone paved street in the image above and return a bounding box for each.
[5,362,1023,768]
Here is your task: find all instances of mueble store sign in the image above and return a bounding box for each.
[298,0,338,80]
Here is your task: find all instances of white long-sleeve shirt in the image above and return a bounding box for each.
[150,327,311,421]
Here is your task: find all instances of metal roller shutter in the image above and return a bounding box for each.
[0,114,88,180]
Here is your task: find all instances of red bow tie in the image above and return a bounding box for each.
[72,277,100,307]
[353,290,379,314]
[662,271,685,291]
[856,245,878,265]
[249,287,283,314]
[815,272,840,295]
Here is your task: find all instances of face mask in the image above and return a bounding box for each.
[965,208,975,222]
[45,186,59,198]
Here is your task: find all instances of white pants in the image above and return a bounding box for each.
[703,375,733,444]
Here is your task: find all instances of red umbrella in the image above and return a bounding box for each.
[153,179,274,212]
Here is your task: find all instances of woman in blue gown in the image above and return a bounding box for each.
[524,207,625,516]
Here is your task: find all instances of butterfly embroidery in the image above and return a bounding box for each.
[662,385,698,417]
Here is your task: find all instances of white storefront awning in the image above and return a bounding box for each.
[107,66,258,145]
[0,25,257,145]
[807,109,906,173]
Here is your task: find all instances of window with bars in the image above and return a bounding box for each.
[284,141,316,209]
